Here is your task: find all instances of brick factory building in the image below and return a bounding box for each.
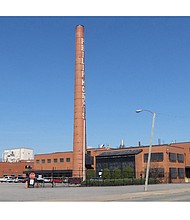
[33,151,73,177]
[30,141,190,183]
[88,142,190,183]
[94,143,187,183]
[0,161,34,177]
[1,142,190,183]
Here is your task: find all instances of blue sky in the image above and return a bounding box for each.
[1,16,190,155]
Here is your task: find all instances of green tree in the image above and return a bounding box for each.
[86,169,96,179]
[102,168,110,179]
[112,167,122,179]
[123,166,134,178]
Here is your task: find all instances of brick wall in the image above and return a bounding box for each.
[135,144,185,183]
[171,142,190,166]
[0,161,34,177]
[34,151,73,171]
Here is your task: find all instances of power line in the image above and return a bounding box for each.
[157,112,190,119]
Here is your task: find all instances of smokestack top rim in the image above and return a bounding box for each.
[76,24,84,28]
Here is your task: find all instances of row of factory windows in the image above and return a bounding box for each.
[36,158,71,164]
[35,153,184,165]
[148,167,185,179]
[144,152,184,163]
[169,168,185,179]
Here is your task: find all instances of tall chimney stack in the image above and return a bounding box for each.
[73,25,86,180]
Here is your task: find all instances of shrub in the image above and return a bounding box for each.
[123,178,133,185]
[86,169,96,180]
[102,168,111,179]
[148,178,160,184]
[112,167,122,179]
[123,166,134,178]
[133,178,145,185]
[81,176,160,187]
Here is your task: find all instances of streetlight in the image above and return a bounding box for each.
[136,109,156,191]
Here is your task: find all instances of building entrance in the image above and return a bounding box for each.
[185,166,190,178]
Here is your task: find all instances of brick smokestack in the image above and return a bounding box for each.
[73,25,86,180]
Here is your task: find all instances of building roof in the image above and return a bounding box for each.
[97,149,142,158]
[34,151,73,156]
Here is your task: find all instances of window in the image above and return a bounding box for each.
[177,154,184,163]
[42,159,45,164]
[169,153,177,162]
[66,158,70,162]
[87,151,91,156]
[169,168,177,179]
[60,158,64,162]
[178,168,185,178]
[36,160,40,164]
[47,159,51,163]
[54,158,58,163]
[144,152,163,162]
[149,168,164,178]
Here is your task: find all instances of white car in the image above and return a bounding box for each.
[5,176,15,183]
[0,177,6,182]
[0,176,14,183]
[37,177,51,183]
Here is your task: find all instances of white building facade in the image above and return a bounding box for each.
[2,148,34,162]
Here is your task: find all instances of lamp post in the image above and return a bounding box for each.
[136,109,156,191]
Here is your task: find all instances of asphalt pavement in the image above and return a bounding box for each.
[1,182,190,202]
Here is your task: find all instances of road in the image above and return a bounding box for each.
[1,182,190,201]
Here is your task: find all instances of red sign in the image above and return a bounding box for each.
[29,172,35,179]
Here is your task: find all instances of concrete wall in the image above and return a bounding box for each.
[3,148,34,162]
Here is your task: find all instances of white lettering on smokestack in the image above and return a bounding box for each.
[81,37,85,119]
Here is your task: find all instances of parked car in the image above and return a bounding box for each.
[63,177,69,183]
[15,176,28,183]
[43,177,51,183]
[0,176,15,183]
[6,176,15,183]
[0,176,7,183]
[68,177,82,185]
[37,177,51,183]
[51,178,63,183]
